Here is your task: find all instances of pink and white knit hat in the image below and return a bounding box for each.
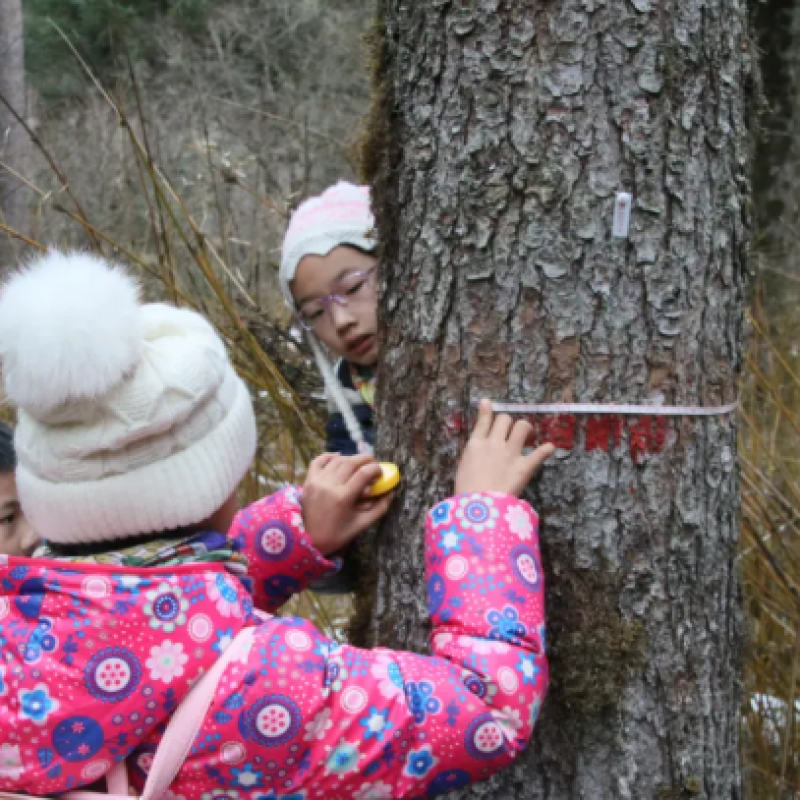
[279,181,376,307]
[279,182,377,454]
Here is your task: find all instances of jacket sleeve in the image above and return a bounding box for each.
[226,492,548,798]
[229,486,338,613]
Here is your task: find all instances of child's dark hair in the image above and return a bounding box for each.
[0,422,15,472]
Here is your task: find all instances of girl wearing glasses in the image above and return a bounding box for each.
[279,182,381,593]
[279,181,378,459]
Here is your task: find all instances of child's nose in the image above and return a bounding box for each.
[331,300,357,331]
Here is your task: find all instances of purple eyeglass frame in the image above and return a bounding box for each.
[296,266,377,330]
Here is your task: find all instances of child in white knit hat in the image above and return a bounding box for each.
[0,250,553,800]
[279,181,380,593]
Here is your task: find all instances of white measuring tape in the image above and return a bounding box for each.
[489,401,739,417]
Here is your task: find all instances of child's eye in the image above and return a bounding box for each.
[306,307,325,321]
[0,513,14,526]
[345,281,365,296]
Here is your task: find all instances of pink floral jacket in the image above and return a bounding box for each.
[0,489,547,799]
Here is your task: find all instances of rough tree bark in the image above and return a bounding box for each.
[0,0,28,265]
[362,1,751,797]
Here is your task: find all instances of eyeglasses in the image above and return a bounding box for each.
[297,267,377,331]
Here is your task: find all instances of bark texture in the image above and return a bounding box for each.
[364,1,751,797]
[0,0,28,265]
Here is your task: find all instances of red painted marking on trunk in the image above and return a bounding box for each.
[629,416,668,463]
[585,415,623,452]
[449,408,673,458]
[538,415,577,451]
[445,411,466,436]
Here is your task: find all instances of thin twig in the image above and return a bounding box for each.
[206,94,345,145]
[0,222,46,251]
[0,88,101,250]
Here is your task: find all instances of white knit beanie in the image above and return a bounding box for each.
[0,251,257,544]
[279,181,376,454]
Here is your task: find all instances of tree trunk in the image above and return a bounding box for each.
[362,1,750,797]
[748,0,796,279]
[0,0,28,264]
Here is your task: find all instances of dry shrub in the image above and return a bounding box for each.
[741,272,800,796]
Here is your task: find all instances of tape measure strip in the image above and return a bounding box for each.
[489,401,739,417]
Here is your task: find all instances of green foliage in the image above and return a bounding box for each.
[24,0,215,98]
[24,0,373,101]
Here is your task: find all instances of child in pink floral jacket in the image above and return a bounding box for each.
[0,252,553,800]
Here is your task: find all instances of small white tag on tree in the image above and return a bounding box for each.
[612,192,632,238]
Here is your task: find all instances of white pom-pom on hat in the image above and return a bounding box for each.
[0,250,143,415]
[0,249,258,544]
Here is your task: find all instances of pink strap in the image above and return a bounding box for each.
[56,793,129,800]
[50,627,255,800]
[140,627,254,800]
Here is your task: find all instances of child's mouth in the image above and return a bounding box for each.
[348,335,374,356]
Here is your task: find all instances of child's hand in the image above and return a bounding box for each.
[455,400,555,497]
[301,453,395,555]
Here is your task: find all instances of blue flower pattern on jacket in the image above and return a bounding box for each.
[0,489,547,800]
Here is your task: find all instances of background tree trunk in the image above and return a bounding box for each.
[362,1,750,797]
[747,0,799,287]
[0,0,28,266]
